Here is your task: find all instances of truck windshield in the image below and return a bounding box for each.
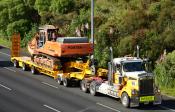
[123,62,145,72]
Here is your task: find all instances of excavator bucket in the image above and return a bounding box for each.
[11,33,20,57]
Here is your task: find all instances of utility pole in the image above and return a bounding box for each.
[90,0,95,75]
[91,0,95,64]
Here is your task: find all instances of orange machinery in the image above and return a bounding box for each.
[27,25,93,70]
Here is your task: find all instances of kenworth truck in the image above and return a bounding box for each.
[11,33,161,108]
[80,47,162,107]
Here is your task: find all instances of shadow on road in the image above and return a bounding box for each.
[94,93,175,111]
[132,98,175,111]
[0,61,13,67]
[161,97,175,109]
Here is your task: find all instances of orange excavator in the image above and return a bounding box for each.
[28,25,93,70]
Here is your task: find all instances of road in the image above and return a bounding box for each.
[0,46,175,112]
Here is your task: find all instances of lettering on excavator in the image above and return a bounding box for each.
[68,46,83,49]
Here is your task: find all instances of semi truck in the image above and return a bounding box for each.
[80,47,162,107]
[10,25,161,108]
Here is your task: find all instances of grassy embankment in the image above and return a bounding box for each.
[0,38,11,48]
[160,87,175,97]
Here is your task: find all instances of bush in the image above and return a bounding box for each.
[21,24,38,47]
[154,51,175,88]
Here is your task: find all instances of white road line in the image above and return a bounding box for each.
[0,83,12,91]
[42,82,58,89]
[78,107,91,112]
[43,104,61,112]
[0,52,10,57]
[96,103,121,112]
[159,105,175,112]
[3,67,16,72]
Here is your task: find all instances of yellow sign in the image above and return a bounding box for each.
[140,96,154,102]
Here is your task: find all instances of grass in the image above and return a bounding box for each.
[160,87,175,97]
[0,37,11,48]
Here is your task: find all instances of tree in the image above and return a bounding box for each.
[34,0,51,14]
[50,0,75,14]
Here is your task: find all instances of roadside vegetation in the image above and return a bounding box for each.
[0,37,11,48]
[0,0,175,96]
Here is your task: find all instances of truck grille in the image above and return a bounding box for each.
[139,78,154,95]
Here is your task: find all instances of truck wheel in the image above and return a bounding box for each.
[121,92,130,108]
[81,80,88,93]
[31,66,36,74]
[90,81,97,96]
[22,63,27,71]
[57,77,62,85]
[63,78,70,87]
[13,60,19,68]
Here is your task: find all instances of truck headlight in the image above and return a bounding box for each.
[132,89,138,95]
[154,86,161,94]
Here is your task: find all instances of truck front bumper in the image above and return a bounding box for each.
[130,94,162,107]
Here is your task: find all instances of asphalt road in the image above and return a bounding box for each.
[0,46,175,112]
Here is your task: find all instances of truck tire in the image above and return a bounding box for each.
[13,60,19,68]
[22,63,27,71]
[89,81,97,96]
[57,77,62,85]
[81,79,88,93]
[63,78,70,87]
[31,66,36,74]
[121,92,130,108]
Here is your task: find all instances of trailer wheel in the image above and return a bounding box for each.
[81,79,88,93]
[90,81,97,96]
[121,92,130,108]
[57,77,62,85]
[13,60,19,68]
[22,63,27,71]
[31,66,36,74]
[63,78,70,87]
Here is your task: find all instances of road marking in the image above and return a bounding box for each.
[42,82,58,89]
[96,103,121,112]
[0,83,12,91]
[3,67,16,72]
[78,107,91,112]
[159,105,175,112]
[0,52,10,57]
[43,104,61,112]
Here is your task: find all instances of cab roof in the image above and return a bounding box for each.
[113,57,143,65]
[39,25,58,30]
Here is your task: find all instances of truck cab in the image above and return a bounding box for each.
[83,56,162,107]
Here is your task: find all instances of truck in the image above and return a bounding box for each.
[80,47,162,107]
[10,25,162,108]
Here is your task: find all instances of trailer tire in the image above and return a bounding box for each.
[22,63,27,71]
[57,77,62,85]
[121,92,130,108]
[90,81,97,96]
[13,60,19,68]
[31,66,36,74]
[63,78,70,87]
[81,79,88,93]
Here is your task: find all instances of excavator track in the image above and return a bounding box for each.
[32,53,62,71]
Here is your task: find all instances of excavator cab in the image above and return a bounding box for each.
[38,25,59,47]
